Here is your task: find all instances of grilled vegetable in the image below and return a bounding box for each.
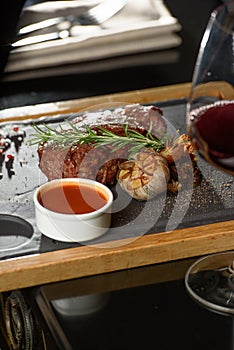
[117,148,170,200]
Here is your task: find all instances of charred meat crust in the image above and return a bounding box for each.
[38,104,167,185]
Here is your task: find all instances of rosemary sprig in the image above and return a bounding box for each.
[29,122,167,156]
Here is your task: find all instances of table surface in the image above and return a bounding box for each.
[0,83,233,293]
[35,259,233,350]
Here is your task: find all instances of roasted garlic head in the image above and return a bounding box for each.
[117,148,170,201]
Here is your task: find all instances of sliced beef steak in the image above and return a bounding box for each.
[37,104,166,185]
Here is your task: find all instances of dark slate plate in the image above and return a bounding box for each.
[0,99,233,259]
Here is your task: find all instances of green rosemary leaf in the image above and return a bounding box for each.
[29,122,166,156]
[128,144,146,158]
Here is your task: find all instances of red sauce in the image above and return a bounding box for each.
[38,182,108,214]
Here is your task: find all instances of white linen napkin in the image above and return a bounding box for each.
[5,0,182,77]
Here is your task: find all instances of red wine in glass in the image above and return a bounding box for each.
[188,100,234,174]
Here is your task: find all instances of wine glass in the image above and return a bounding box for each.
[185,2,234,315]
[187,2,234,175]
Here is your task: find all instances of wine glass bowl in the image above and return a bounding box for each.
[187,3,234,175]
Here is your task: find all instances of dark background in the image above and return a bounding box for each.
[0,0,222,109]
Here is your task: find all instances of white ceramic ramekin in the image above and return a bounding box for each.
[34,178,113,242]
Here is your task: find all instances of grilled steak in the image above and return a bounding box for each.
[38,104,167,185]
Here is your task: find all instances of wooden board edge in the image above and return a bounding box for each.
[0,219,233,292]
[0,83,191,122]
[41,257,198,300]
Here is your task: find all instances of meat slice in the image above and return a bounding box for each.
[38,104,167,185]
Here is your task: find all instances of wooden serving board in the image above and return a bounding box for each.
[0,82,234,293]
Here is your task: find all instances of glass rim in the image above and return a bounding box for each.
[185,251,234,316]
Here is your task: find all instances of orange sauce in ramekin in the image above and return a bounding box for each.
[38,182,108,215]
